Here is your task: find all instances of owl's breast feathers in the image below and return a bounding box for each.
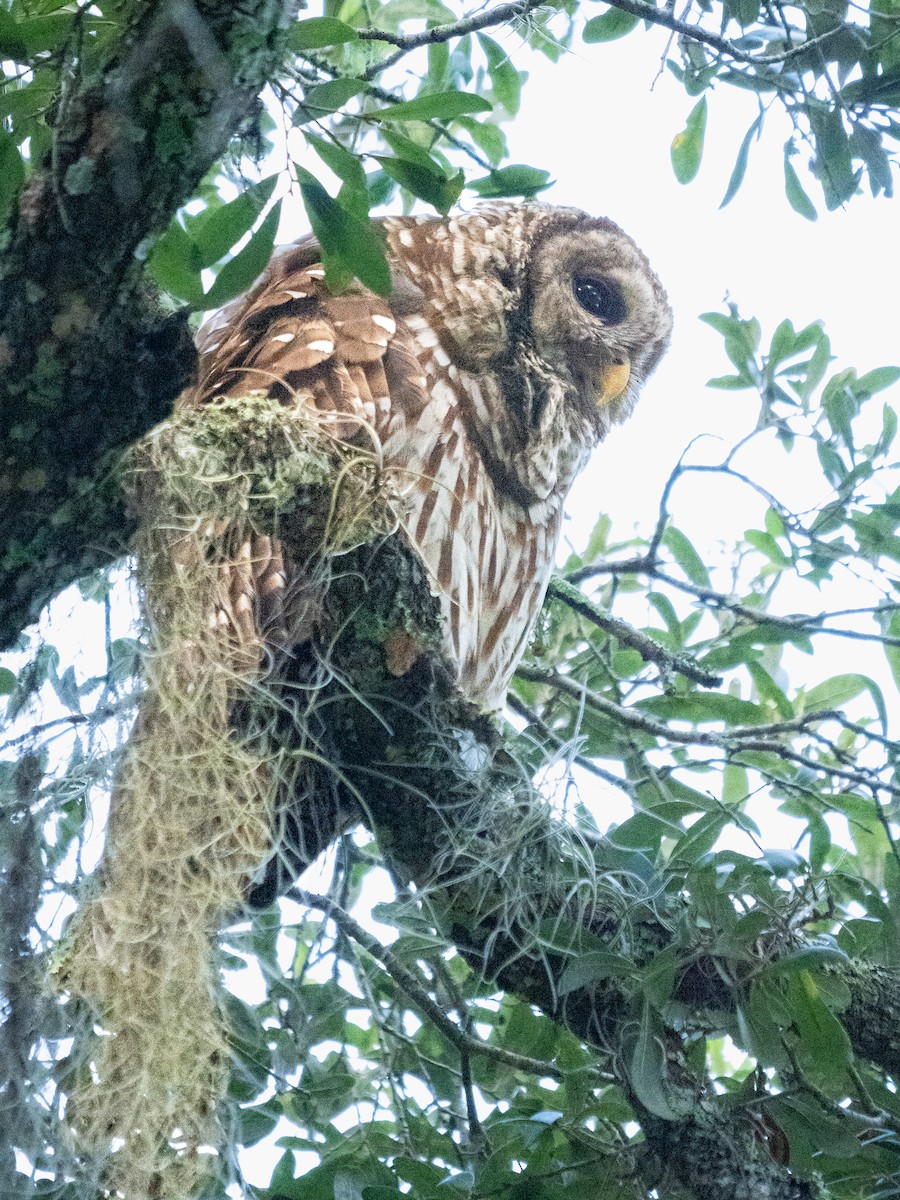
[180,206,658,709]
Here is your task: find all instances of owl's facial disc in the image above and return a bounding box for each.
[596,359,631,406]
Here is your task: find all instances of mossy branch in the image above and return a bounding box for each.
[160,397,896,1200]
[70,393,900,1199]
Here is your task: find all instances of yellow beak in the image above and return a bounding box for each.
[597,360,631,405]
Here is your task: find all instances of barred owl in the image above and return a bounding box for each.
[183,201,672,901]
[188,201,672,704]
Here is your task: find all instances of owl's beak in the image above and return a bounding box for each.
[596,360,631,406]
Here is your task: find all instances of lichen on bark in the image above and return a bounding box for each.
[0,0,296,648]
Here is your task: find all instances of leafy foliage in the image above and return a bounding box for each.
[4,0,898,295]
[2,1,900,1199]
[3,308,899,1198]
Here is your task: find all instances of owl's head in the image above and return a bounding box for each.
[522,205,672,430]
[386,201,673,503]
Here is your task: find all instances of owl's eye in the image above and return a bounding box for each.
[572,275,627,326]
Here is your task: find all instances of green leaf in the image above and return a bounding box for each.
[881,609,900,693]
[269,1150,299,1195]
[856,365,900,395]
[767,317,799,366]
[428,39,450,92]
[707,373,752,389]
[639,693,766,724]
[720,112,763,207]
[188,176,278,269]
[784,154,817,220]
[764,507,785,540]
[747,662,793,719]
[468,164,552,198]
[147,219,204,305]
[768,1095,862,1162]
[628,1000,686,1118]
[0,131,25,222]
[875,401,898,457]
[370,90,492,122]
[377,0,457,29]
[0,667,16,695]
[671,812,729,861]
[373,156,463,214]
[288,17,360,50]
[198,201,282,310]
[803,673,868,712]
[788,970,853,1092]
[763,942,849,974]
[736,983,789,1067]
[647,590,681,636]
[295,166,391,295]
[745,528,791,567]
[0,81,54,123]
[699,311,737,337]
[0,10,27,59]
[305,133,368,193]
[558,951,632,994]
[456,114,506,166]
[16,12,77,55]
[299,78,368,119]
[583,6,640,41]
[809,106,859,209]
[641,947,679,1008]
[732,0,760,25]
[50,664,78,712]
[663,526,711,586]
[239,1103,280,1147]
[478,34,524,115]
[722,762,750,806]
[760,847,805,876]
[380,128,444,171]
[108,638,141,685]
[670,97,707,184]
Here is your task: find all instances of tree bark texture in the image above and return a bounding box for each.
[0,0,293,648]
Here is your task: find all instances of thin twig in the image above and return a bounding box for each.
[291,890,570,1080]
[515,665,900,798]
[505,692,637,796]
[565,563,900,648]
[547,576,722,689]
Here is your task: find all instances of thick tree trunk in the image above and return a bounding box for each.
[0,0,292,647]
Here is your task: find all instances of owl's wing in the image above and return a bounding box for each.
[179,241,429,650]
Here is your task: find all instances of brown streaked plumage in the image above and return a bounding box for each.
[183,201,672,715]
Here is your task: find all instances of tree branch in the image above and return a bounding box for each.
[357,0,537,78]
[568,562,900,648]
[293,889,573,1081]
[592,0,841,67]
[546,575,722,688]
[355,0,534,48]
[347,0,839,82]
[515,663,900,798]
